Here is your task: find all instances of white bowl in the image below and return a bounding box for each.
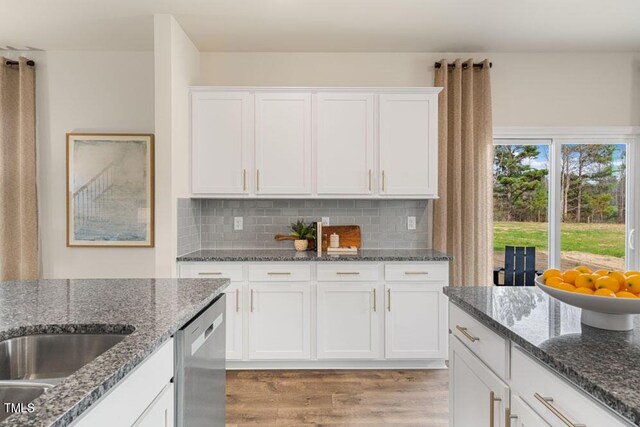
[535,276,640,331]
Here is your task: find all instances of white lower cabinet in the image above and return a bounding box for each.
[449,336,509,427]
[178,261,449,366]
[509,395,550,427]
[448,301,635,427]
[317,283,380,359]
[73,339,174,427]
[385,283,447,359]
[225,283,243,360]
[248,283,311,360]
[133,383,175,427]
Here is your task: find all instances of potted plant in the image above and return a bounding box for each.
[289,219,314,251]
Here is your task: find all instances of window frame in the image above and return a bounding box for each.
[493,127,640,271]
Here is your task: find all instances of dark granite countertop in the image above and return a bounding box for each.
[444,286,640,426]
[177,248,453,262]
[0,278,229,427]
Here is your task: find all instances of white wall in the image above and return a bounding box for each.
[154,15,200,277]
[199,52,640,126]
[32,51,156,278]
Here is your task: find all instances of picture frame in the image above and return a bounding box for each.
[66,133,154,247]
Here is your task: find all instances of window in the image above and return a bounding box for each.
[493,130,639,274]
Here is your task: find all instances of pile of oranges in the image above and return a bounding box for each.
[541,267,640,298]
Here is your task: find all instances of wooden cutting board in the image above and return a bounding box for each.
[321,225,361,250]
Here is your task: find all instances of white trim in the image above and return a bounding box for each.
[190,86,444,95]
[493,126,640,270]
[227,359,447,370]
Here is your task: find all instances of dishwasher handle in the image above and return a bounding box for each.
[190,312,223,356]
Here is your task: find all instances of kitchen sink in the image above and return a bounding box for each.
[0,382,51,421]
[0,333,128,381]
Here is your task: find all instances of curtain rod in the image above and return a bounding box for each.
[4,59,35,66]
[434,62,492,69]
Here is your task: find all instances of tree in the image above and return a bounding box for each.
[494,145,548,222]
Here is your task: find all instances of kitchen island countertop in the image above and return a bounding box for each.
[177,248,453,262]
[444,285,640,426]
[0,278,229,427]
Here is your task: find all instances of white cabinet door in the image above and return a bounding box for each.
[510,395,550,427]
[191,91,252,195]
[384,283,447,359]
[379,93,438,197]
[316,93,374,195]
[317,283,380,359]
[225,283,243,360]
[450,336,509,427]
[248,283,311,360]
[133,383,174,427]
[255,93,312,195]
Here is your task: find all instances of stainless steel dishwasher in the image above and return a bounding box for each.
[175,294,226,427]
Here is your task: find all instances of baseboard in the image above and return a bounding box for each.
[226,359,448,370]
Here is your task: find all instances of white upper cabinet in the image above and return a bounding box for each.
[190,88,441,198]
[255,92,312,195]
[316,92,375,195]
[191,91,252,195]
[379,93,438,197]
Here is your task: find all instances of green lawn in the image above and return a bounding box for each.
[494,221,625,258]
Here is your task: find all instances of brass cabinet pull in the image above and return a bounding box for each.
[489,391,502,427]
[243,169,247,192]
[198,272,222,276]
[506,408,515,427]
[256,169,260,192]
[387,288,391,311]
[382,170,386,192]
[368,169,372,191]
[534,393,586,427]
[336,272,360,275]
[250,289,254,312]
[373,288,377,312]
[236,288,240,312]
[267,272,291,275]
[455,325,480,342]
[405,271,429,275]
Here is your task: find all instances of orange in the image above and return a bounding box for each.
[616,291,638,299]
[594,288,616,297]
[561,270,581,285]
[625,271,640,277]
[575,266,592,274]
[575,287,594,295]
[574,274,597,290]
[545,276,565,286]
[626,275,640,294]
[542,269,562,280]
[595,275,620,293]
[556,283,576,292]
[594,269,610,276]
[609,271,627,290]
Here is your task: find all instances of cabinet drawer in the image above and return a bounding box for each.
[385,263,447,282]
[450,304,508,380]
[317,264,379,282]
[511,346,632,427]
[179,263,244,281]
[248,264,311,282]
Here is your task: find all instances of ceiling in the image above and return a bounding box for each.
[1,0,640,52]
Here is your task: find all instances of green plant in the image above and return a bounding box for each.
[289,219,315,240]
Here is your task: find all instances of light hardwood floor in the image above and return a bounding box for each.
[226,370,449,426]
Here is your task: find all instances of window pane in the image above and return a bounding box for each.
[560,143,626,272]
[493,144,550,277]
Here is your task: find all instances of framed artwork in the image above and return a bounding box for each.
[66,133,154,247]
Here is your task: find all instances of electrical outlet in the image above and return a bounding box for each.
[233,217,243,231]
[407,216,416,230]
[321,217,330,226]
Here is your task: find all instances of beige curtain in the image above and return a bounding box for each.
[0,57,38,280]
[433,58,493,286]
